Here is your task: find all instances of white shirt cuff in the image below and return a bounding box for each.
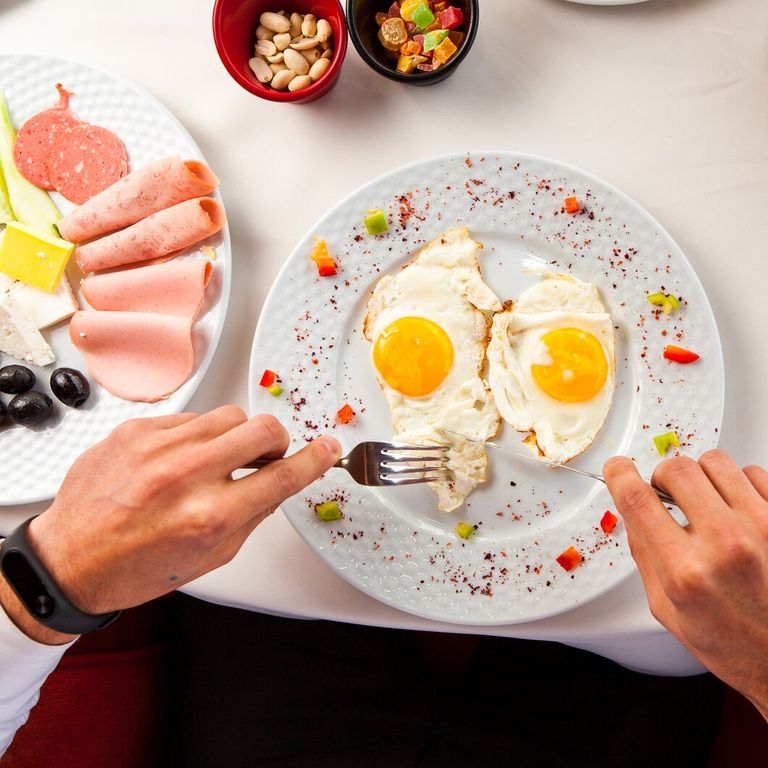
[0,604,76,756]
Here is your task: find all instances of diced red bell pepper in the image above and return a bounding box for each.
[438,6,464,30]
[600,511,618,534]
[337,404,355,424]
[564,196,580,214]
[663,345,699,364]
[259,369,277,387]
[556,546,583,572]
[316,257,337,277]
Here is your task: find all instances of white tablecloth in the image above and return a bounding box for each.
[1,0,766,676]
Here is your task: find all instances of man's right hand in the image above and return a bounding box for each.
[604,450,768,720]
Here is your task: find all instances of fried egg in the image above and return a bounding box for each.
[487,272,615,463]
[363,228,502,512]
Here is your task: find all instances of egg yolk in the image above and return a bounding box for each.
[531,327,608,403]
[373,316,454,397]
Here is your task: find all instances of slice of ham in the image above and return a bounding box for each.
[13,84,82,190]
[75,197,226,273]
[81,259,212,318]
[49,123,129,205]
[58,157,219,243]
[70,310,194,403]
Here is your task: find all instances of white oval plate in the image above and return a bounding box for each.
[249,151,723,625]
[0,54,231,505]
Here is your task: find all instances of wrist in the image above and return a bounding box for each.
[0,568,78,646]
[0,517,120,637]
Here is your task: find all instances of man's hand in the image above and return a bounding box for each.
[1,406,340,645]
[604,450,768,719]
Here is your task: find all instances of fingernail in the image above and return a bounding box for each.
[316,435,341,461]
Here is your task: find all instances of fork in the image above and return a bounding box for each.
[242,441,452,486]
[441,430,678,508]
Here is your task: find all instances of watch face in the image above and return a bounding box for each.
[1,550,55,618]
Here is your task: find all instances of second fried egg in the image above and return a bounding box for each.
[487,272,615,464]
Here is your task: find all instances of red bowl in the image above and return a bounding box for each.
[212,0,348,103]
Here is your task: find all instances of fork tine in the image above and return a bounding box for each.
[381,455,449,466]
[379,470,453,486]
[379,459,447,475]
[380,444,448,454]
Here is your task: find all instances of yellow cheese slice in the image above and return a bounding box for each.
[0,221,74,293]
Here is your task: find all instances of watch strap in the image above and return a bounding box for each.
[0,517,120,635]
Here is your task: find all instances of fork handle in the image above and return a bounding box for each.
[242,457,343,470]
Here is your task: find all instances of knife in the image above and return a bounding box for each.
[439,428,678,508]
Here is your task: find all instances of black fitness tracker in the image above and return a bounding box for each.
[0,517,120,635]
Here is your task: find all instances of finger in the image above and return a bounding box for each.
[698,450,766,509]
[170,405,248,443]
[604,457,684,539]
[603,457,686,575]
[207,414,291,471]
[650,456,728,523]
[225,435,341,527]
[744,465,768,502]
[146,412,199,429]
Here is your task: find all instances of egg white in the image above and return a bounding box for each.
[363,227,501,512]
[487,273,615,463]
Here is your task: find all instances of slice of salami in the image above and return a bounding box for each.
[13,84,82,190]
[49,124,128,205]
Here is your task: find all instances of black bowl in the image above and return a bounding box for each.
[346,0,478,85]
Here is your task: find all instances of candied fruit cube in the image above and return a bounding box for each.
[400,40,422,56]
[411,2,435,29]
[438,6,464,30]
[423,29,449,51]
[432,36,457,64]
[399,0,423,20]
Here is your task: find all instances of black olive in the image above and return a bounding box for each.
[0,399,5,424]
[50,368,90,408]
[8,391,53,427]
[0,365,36,394]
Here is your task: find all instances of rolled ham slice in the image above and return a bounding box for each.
[75,197,226,273]
[70,311,194,403]
[58,157,219,242]
[81,259,212,318]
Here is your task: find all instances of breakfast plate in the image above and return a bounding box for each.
[249,151,723,625]
[0,54,231,506]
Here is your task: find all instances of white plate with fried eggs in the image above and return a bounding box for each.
[249,152,723,625]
